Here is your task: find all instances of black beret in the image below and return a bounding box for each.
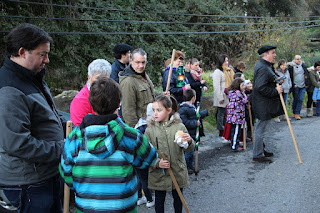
[113,43,133,54]
[257,45,277,55]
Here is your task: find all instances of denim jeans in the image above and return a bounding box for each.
[292,87,306,115]
[0,175,62,213]
[283,93,289,105]
[184,150,194,169]
[155,189,183,213]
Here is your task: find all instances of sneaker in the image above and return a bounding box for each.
[137,196,147,205]
[274,117,280,123]
[232,147,243,152]
[221,138,230,144]
[146,200,155,208]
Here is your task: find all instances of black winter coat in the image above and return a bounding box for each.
[185,71,207,103]
[178,102,198,139]
[252,59,284,121]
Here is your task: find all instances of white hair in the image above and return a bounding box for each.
[87,59,112,77]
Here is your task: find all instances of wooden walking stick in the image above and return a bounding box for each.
[63,121,73,213]
[156,138,190,213]
[277,83,302,164]
[160,152,190,213]
[248,102,254,144]
[165,49,176,93]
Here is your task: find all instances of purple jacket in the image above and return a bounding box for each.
[226,90,248,124]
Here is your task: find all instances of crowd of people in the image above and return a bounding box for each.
[1,23,320,213]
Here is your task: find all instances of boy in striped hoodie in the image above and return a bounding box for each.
[60,77,157,213]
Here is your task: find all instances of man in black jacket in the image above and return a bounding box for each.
[252,45,283,162]
[110,43,133,83]
[0,24,65,212]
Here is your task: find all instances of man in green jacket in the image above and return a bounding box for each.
[119,48,155,129]
[119,48,156,207]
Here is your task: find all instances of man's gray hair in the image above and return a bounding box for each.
[259,53,265,58]
[88,59,112,77]
[131,48,147,61]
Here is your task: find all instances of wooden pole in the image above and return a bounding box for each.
[160,152,190,213]
[248,102,254,144]
[63,121,73,213]
[243,123,246,150]
[277,84,302,164]
[165,49,176,93]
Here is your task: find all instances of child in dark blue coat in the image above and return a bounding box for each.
[178,89,200,174]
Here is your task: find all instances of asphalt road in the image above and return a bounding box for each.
[138,111,320,213]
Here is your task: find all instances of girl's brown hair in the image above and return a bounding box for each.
[229,78,244,91]
[154,95,178,115]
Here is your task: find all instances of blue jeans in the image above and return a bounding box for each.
[292,87,306,115]
[283,93,288,105]
[0,175,62,213]
[184,151,194,169]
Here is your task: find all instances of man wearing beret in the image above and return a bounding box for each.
[252,45,284,162]
[110,43,133,83]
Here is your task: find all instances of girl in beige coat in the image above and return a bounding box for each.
[145,95,194,213]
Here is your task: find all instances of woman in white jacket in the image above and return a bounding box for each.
[211,55,234,137]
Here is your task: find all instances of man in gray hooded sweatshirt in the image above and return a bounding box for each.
[288,55,311,120]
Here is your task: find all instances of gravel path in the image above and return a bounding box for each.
[138,111,320,212]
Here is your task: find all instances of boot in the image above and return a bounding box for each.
[307,108,312,117]
[313,107,317,116]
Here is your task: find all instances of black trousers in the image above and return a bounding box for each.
[307,90,316,108]
[155,189,183,213]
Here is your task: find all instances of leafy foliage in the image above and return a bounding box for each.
[0,0,318,93]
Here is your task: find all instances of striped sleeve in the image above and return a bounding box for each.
[59,128,82,189]
[123,126,158,169]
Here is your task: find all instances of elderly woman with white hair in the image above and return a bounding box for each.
[70,59,112,125]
